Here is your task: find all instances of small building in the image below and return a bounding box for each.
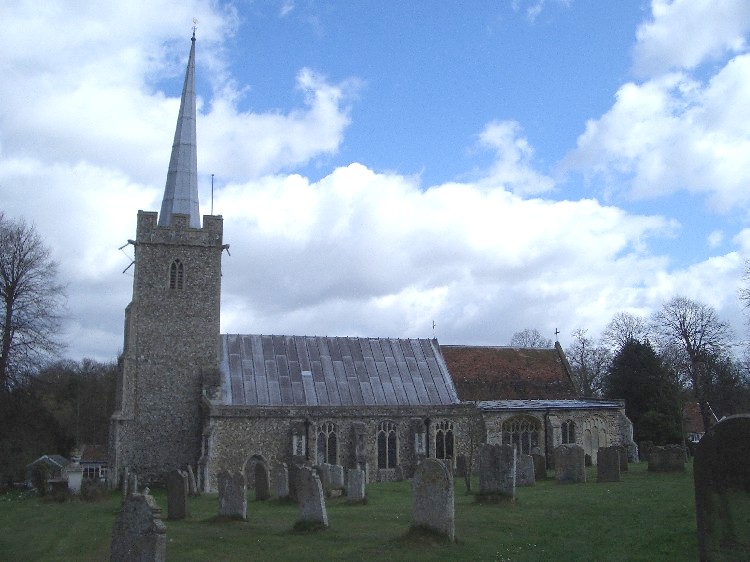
[79,444,108,481]
[25,455,69,488]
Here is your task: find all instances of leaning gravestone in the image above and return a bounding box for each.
[478,443,516,500]
[516,454,536,487]
[555,444,586,484]
[412,458,455,541]
[648,445,685,472]
[273,463,289,499]
[166,470,189,520]
[186,465,199,496]
[347,468,366,504]
[254,460,271,501]
[531,453,546,481]
[218,470,247,520]
[596,446,621,483]
[694,414,750,561]
[110,492,166,562]
[296,466,328,528]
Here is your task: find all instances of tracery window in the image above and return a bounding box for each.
[561,419,575,444]
[377,421,398,469]
[501,416,540,455]
[317,421,337,465]
[169,259,184,290]
[435,420,455,460]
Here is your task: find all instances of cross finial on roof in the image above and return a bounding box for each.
[192,17,198,39]
[555,328,560,342]
[432,320,436,339]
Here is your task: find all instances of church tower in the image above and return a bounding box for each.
[110,33,224,484]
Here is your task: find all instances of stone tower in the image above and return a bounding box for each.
[109,33,224,484]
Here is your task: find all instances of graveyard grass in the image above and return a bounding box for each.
[0,462,697,561]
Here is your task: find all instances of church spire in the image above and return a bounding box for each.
[159,32,200,228]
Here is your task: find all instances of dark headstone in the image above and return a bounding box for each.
[555,444,586,484]
[110,492,166,562]
[166,470,189,520]
[648,445,685,472]
[615,445,628,471]
[694,414,750,561]
[531,453,546,480]
[596,446,621,483]
[516,454,536,487]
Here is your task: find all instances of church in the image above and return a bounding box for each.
[108,35,635,491]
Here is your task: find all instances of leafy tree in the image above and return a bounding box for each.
[0,212,65,390]
[565,328,610,397]
[510,328,553,348]
[604,339,682,444]
[651,296,732,432]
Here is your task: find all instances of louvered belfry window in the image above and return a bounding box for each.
[169,259,184,290]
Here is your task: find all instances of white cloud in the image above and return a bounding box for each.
[633,0,750,77]
[708,230,724,248]
[565,55,750,212]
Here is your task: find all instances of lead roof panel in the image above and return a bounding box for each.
[220,335,459,407]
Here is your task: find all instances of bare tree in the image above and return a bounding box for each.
[510,328,553,348]
[0,212,65,390]
[651,296,731,432]
[565,328,610,398]
[601,311,650,351]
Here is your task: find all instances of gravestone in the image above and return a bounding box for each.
[317,463,345,497]
[554,444,586,484]
[186,465,198,496]
[615,445,628,471]
[531,453,546,481]
[648,445,685,472]
[347,467,366,504]
[412,458,455,542]
[516,454,536,487]
[217,470,247,520]
[694,414,750,561]
[166,470,189,520]
[596,446,621,483]
[254,460,271,501]
[110,492,166,562]
[478,443,516,500]
[456,454,468,478]
[297,466,328,528]
[273,463,289,499]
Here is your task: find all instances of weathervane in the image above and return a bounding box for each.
[432,320,436,339]
[192,17,199,38]
[555,328,560,342]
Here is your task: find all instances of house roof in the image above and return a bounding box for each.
[80,444,107,463]
[220,334,460,407]
[26,455,69,470]
[440,343,578,401]
[683,402,719,434]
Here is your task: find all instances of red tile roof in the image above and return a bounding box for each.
[683,402,718,434]
[441,344,578,401]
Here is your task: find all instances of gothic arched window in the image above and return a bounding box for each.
[561,419,575,444]
[501,416,540,455]
[169,259,184,290]
[435,420,455,460]
[377,421,398,469]
[317,421,337,465]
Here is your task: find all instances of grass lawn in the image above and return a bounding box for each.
[0,461,698,561]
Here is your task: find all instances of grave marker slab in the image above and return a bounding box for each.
[554,444,586,484]
[110,492,166,562]
[217,470,247,520]
[166,470,189,520]
[347,468,366,504]
[648,445,685,472]
[694,414,750,561]
[478,444,516,500]
[412,458,455,541]
[531,453,546,481]
[273,463,289,499]
[516,454,536,487]
[297,466,328,528]
[596,446,621,483]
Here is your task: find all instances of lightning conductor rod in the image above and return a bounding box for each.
[211,173,214,215]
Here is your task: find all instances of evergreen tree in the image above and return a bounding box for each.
[604,339,682,444]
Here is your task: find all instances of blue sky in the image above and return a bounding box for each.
[3,0,750,361]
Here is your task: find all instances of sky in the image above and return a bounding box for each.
[3,0,750,362]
